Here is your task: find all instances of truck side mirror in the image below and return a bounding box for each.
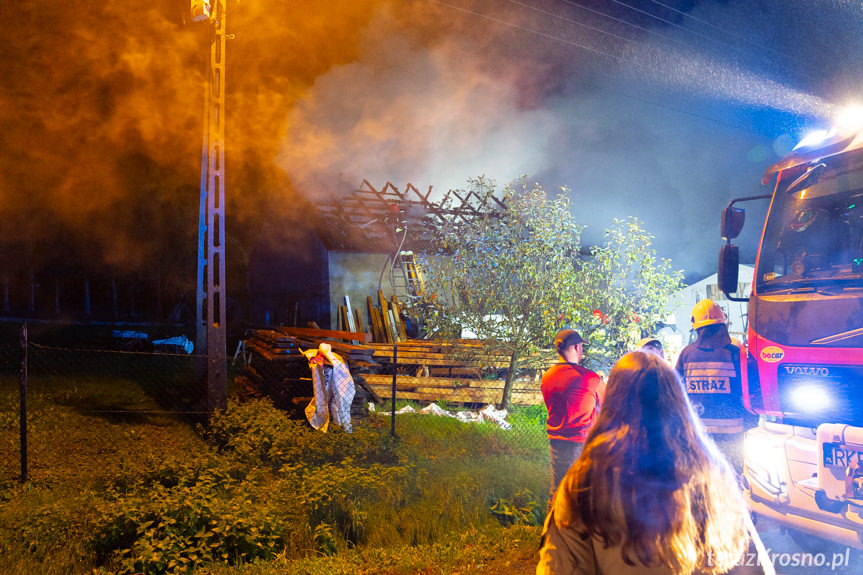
[721,206,746,240]
[718,244,740,295]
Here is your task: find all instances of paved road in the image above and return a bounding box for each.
[754,516,862,575]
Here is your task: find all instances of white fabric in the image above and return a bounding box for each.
[382,402,511,430]
[479,404,512,430]
[302,343,356,433]
[421,403,452,416]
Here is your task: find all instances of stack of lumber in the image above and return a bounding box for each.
[242,329,301,362]
[360,373,543,406]
[240,329,310,413]
[368,340,512,372]
[277,326,376,364]
[240,329,555,409]
[336,291,411,343]
[240,326,378,417]
[362,339,553,407]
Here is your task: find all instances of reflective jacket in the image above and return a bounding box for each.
[675,325,748,434]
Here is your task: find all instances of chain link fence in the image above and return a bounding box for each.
[0,323,214,485]
[1,323,551,486]
[240,329,551,453]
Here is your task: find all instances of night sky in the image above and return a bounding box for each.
[2,0,862,292]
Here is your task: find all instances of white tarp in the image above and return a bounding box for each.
[376,402,512,430]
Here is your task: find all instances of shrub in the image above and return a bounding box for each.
[203,398,401,469]
[489,489,544,526]
[93,454,291,574]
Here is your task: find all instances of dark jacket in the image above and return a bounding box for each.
[675,324,749,434]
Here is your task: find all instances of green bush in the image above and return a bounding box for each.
[91,403,427,571]
[93,453,292,574]
[203,398,402,469]
[489,489,544,526]
[292,461,418,539]
[2,390,550,573]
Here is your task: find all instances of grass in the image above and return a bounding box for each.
[204,524,541,575]
[0,357,550,574]
[0,365,206,574]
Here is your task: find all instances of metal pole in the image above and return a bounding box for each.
[196,1,228,415]
[390,344,397,437]
[19,323,27,482]
[206,0,228,414]
[195,45,211,391]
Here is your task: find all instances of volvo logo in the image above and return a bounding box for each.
[783,365,830,377]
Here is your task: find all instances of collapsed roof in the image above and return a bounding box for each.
[313,180,506,253]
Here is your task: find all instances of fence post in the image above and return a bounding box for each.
[390,344,397,437]
[19,322,28,483]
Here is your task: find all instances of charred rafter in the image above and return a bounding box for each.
[312,180,505,253]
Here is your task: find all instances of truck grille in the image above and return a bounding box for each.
[777,364,863,428]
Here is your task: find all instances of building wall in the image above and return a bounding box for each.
[249,232,330,329]
[666,265,755,344]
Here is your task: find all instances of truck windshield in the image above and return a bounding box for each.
[757,149,863,292]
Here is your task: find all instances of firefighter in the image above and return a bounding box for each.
[675,299,753,472]
[635,336,664,359]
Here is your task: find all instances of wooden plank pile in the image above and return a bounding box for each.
[362,339,552,406]
[368,340,512,372]
[336,290,411,344]
[239,326,554,409]
[238,326,378,417]
[361,373,543,405]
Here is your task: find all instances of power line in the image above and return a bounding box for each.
[646,0,816,70]
[424,0,757,132]
[610,0,725,43]
[551,0,816,85]
[620,0,818,81]
[438,0,797,85]
[504,0,639,47]
[556,0,687,47]
[426,0,629,63]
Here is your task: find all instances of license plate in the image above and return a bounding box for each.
[823,442,863,468]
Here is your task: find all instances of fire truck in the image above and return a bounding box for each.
[719,116,863,549]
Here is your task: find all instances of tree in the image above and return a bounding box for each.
[420,176,582,410]
[420,176,683,410]
[573,217,685,371]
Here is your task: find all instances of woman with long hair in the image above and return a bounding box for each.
[537,351,773,575]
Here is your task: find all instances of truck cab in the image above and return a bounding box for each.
[719,125,863,548]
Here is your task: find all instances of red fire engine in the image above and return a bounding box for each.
[719,113,863,548]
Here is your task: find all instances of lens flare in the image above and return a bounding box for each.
[836,105,863,131]
[790,384,831,412]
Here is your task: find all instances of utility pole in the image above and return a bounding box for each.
[194,0,227,414]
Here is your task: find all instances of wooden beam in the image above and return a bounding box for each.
[363,374,542,405]
[378,290,393,343]
[278,326,372,344]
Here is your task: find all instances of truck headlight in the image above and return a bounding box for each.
[789,384,832,413]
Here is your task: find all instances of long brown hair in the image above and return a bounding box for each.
[563,351,749,574]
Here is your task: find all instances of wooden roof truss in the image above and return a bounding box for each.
[314,180,505,253]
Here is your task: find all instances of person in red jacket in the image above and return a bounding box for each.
[541,329,605,503]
